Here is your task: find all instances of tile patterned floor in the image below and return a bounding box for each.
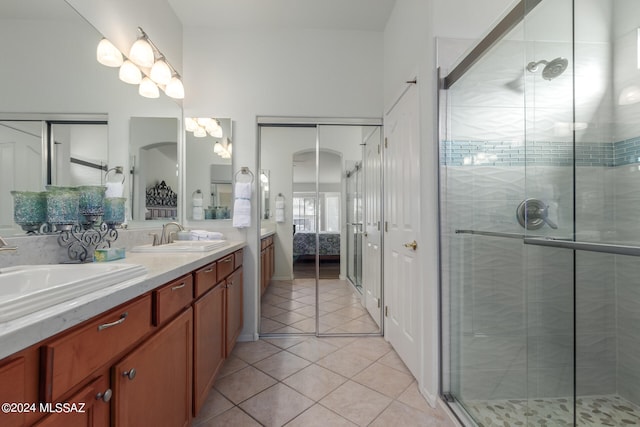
[465,395,640,426]
[260,278,380,335]
[193,336,455,426]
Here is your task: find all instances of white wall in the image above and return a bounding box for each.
[183,26,384,340]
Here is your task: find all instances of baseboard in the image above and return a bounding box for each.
[237,332,258,342]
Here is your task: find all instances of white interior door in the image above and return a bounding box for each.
[363,127,382,326]
[384,83,421,378]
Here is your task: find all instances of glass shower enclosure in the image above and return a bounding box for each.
[439,0,640,425]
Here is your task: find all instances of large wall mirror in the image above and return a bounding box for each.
[0,0,181,236]
[258,120,383,336]
[185,118,233,221]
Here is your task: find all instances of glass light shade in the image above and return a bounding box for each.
[197,118,212,127]
[119,60,142,84]
[213,141,223,153]
[185,117,198,132]
[150,59,172,85]
[194,127,207,137]
[129,38,154,68]
[139,77,159,98]
[96,38,123,67]
[206,121,223,138]
[165,76,184,99]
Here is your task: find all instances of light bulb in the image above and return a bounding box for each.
[139,77,159,98]
[185,118,198,132]
[194,127,207,137]
[129,38,154,68]
[96,38,123,67]
[165,76,184,99]
[150,59,172,85]
[119,60,142,84]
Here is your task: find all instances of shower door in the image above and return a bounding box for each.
[441,0,640,425]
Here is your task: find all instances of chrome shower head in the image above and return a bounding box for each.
[526,57,568,80]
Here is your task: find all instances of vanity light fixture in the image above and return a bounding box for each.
[96,27,185,100]
[213,137,232,159]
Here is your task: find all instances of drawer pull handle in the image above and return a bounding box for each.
[221,258,232,263]
[122,368,136,380]
[96,389,112,402]
[204,268,214,273]
[97,312,128,331]
[171,283,186,291]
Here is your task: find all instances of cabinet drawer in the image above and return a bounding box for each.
[216,254,234,281]
[234,249,244,268]
[194,262,217,298]
[154,275,193,325]
[42,295,152,403]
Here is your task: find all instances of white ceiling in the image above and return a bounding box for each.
[167,0,397,31]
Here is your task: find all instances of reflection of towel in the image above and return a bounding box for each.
[275,200,285,209]
[191,230,224,240]
[105,182,124,198]
[276,208,285,223]
[232,182,252,228]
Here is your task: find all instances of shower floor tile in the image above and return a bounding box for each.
[465,395,640,426]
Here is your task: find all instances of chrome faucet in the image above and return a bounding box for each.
[160,222,184,245]
[0,236,17,252]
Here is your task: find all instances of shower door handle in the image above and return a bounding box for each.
[524,237,640,257]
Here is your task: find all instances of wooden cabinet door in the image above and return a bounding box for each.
[260,249,267,295]
[193,283,225,416]
[0,347,39,427]
[34,374,111,427]
[225,268,243,357]
[113,308,192,427]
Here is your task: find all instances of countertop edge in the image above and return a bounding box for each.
[0,240,246,360]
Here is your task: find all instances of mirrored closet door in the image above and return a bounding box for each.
[258,120,383,336]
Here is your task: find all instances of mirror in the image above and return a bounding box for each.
[0,0,182,236]
[130,117,179,221]
[185,118,233,221]
[258,123,383,336]
[260,170,270,220]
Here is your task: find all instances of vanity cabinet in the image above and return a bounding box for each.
[0,247,244,427]
[113,308,192,427]
[260,236,274,295]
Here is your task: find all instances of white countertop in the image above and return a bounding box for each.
[0,240,246,360]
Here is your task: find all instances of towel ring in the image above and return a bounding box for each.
[105,166,125,184]
[234,166,254,184]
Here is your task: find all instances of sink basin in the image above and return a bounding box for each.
[131,240,228,253]
[0,263,147,322]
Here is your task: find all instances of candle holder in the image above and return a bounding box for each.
[57,221,119,263]
[10,191,47,233]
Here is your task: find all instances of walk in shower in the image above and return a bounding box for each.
[439,0,640,425]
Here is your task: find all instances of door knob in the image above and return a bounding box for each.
[404,240,418,251]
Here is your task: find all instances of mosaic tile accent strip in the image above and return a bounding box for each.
[441,138,640,167]
[464,395,640,427]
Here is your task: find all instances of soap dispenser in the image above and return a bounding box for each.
[192,189,204,220]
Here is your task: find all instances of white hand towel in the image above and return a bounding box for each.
[275,208,285,223]
[275,200,285,209]
[232,181,252,228]
[105,182,124,198]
